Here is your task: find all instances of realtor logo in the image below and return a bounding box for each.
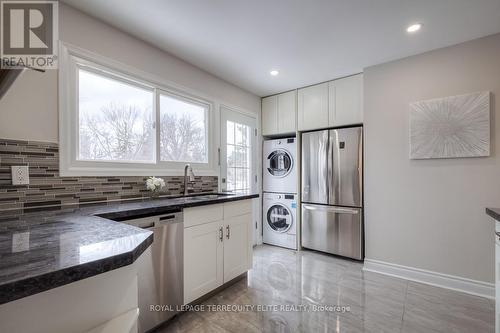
[1,0,58,69]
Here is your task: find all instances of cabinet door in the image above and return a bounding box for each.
[262,96,278,136]
[329,74,363,127]
[184,221,223,304]
[298,82,329,131]
[277,90,297,134]
[223,213,252,282]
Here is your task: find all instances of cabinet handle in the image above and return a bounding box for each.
[226,225,230,239]
[219,227,223,242]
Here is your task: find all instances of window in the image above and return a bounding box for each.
[59,45,215,176]
[78,69,155,163]
[159,93,208,163]
[225,120,252,191]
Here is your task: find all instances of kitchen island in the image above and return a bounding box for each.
[0,192,258,333]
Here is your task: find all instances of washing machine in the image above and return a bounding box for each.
[263,193,297,250]
[263,138,297,194]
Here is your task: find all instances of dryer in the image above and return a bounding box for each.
[263,138,297,194]
[263,193,297,250]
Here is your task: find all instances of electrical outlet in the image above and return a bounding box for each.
[12,232,30,253]
[11,166,29,185]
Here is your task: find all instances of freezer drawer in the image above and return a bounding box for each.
[301,204,363,260]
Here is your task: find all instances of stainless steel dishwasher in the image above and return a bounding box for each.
[119,210,183,333]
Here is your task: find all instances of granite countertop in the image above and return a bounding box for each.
[486,208,500,222]
[0,192,258,305]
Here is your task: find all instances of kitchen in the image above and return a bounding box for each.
[0,1,500,332]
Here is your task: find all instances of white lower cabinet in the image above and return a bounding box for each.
[184,200,253,304]
[223,213,252,282]
[184,220,224,304]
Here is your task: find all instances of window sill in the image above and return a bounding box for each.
[59,165,219,177]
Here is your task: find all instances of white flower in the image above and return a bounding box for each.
[146,176,166,192]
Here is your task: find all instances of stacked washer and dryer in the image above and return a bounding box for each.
[262,138,298,250]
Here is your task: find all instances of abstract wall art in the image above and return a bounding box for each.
[409,91,491,159]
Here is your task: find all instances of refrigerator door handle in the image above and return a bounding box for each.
[320,133,329,201]
[302,204,359,215]
[327,131,333,204]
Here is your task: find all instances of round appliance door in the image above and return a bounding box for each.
[266,149,293,178]
[267,204,293,233]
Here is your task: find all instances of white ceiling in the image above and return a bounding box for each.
[62,0,500,96]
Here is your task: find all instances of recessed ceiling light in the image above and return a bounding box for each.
[407,23,422,33]
[270,70,279,76]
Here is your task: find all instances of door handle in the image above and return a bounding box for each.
[302,204,359,214]
[219,227,223,242]
[226,225,230,239]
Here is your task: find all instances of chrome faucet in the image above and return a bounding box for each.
[184,164,195,196]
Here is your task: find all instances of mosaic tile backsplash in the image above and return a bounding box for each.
[0,139,218,211]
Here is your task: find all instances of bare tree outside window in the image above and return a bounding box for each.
[78,69,155,162]
[79,103,154,161]
[226,121,251,191]
[77,69,210,166]
[159,94,208,163]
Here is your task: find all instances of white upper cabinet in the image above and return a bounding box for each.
[271,73,362,133]
[262,91,297,136]
[298,82,329,131]
[329,74,363,127]
[261,95,278,136]
[277,90,297,134]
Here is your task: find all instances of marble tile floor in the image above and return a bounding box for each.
[155,245,494,333]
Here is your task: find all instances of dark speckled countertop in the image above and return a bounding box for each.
[0,192,258,305]
[486,208,500,238]
[486,208,500,222]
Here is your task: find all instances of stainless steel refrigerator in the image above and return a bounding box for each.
[301,126,363,260]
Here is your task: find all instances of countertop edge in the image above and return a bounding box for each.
[0,233,153,305]
[180,193,260,208]
[486,208,500,221]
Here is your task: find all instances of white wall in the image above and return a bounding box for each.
[0,70,58,142]
[364,33,500,283]
[0,3,260,142]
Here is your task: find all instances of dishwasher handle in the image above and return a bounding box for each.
[157,212,183,225]
[141,222,156,230]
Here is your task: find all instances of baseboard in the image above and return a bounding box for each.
[363,259,494,299]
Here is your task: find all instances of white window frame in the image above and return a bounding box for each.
[59,43,217,176]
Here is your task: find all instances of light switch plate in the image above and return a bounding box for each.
[11,166,29,185]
